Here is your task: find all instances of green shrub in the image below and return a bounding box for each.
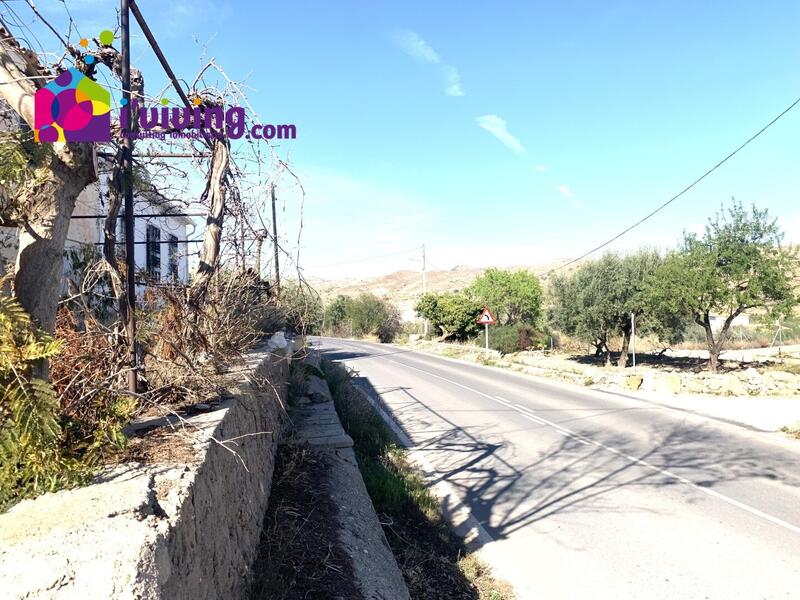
[485,322,545,355]
[0,293,90,511]
[375,303,402,343]
[401,320,423,337]
[321,293,402,342]
[322,295,349,335]
[321,360,437,515]
[415,292,482,340]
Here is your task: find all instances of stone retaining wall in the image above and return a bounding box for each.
[0,347,287,600]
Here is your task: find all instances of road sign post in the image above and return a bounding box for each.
[476,307,497,354]
[631,312,636,373]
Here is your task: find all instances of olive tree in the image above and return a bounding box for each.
[646,201,798,372]
[415,291,481,341]
[468,268,543,325]
[549,254,624,366]
[550,249,685,367]
[0,34,96,340]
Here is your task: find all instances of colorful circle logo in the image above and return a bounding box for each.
[34,67,111,142]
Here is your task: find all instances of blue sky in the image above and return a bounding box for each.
[27,1,800,278]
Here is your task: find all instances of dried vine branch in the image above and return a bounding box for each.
[189,134,231,307]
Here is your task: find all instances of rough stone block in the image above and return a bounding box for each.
[306,375,334,403]
[625,375,644,390]
[653,373,682,394]
[0,348,287,600]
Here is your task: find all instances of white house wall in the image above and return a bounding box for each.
[0,178,192,289]
[127,213,191,290]
[66,181,103,249]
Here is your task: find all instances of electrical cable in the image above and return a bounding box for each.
[306,246,421,269]
[538,93,800,277]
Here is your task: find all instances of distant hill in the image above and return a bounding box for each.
[310,261,575,319]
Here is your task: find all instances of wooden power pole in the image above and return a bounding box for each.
[120,0,137,393]
[271,184,280,295]
[422,244,428,337]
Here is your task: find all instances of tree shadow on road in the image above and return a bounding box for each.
[347,375,800,548]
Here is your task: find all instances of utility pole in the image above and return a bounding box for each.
[121,0,137,393]
[271,184,280,296]
[631,312,637,374]
[422,243,428,338]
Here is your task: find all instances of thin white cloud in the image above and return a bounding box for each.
[533,164,549,172]
[393,30,441,63]
[476,115,525,153]
[555,184,584,208]
[555,184,574,198]
[444,66,465,97]
[393,30,465,97]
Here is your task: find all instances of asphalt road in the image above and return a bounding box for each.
[314,336,800,600]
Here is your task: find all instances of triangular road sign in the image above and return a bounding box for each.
[476,307,497,325]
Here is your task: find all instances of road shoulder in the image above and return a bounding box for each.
[388,339,800,435]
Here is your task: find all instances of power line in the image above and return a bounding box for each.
[538,92,800,278]
[306,246,420,269]
[426,258,448,272]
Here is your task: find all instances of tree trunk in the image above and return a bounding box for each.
[617,329,631,368]
[0,30,97,379]
[708,346,720,373]
[700,314,719,373]
[0,32,96,330]
[254,234,264,278]
[15,150,96,334]
[189,138,231,308]
[710,309,742,374]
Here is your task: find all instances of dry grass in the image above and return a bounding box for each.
[763,362,800,375]
[458,554,516,600]
[248,444,359,599]
[139,271,282,407]
[780,424,800,440]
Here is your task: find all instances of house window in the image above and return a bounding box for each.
[167,234,179,281]
[146,225,161,281]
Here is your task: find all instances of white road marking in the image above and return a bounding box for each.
[508,400,592,445]
[365,352,800,537]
